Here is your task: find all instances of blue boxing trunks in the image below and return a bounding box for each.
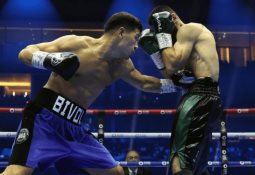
[9,88,117,173]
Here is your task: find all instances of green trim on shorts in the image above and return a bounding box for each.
[169,95,202,169]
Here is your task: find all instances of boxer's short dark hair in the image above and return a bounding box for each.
[104,12,143,33]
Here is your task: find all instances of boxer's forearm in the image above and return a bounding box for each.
[139,75,161,93]
[139,75,177,94]
[160,69,171,79]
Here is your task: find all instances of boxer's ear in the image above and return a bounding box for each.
[171,13,177,21]
[118,27,125,38]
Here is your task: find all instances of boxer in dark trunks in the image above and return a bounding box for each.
[139,5,224,175]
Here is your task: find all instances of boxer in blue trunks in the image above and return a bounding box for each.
[139,5,224,175]
[0,12,181,175]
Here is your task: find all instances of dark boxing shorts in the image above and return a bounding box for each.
[169,77,224,175]
[9,88,117,173]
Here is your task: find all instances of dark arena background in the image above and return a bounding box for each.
[0,0,255,175]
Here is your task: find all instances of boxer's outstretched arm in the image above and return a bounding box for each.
[122,59,177,93]
[123,68,161,93]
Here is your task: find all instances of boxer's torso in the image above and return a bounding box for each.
[44,36,130,108]
[181,23,219,82]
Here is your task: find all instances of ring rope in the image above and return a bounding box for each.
[1,107,254,174]
[1,132,255,139]
[117,161,255,167]
[0,161,254,168]
[1,108,255,115]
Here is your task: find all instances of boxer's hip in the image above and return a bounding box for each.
[30,88,86,125]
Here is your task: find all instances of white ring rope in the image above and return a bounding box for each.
[116,161,255,167]
[0,161,254,168]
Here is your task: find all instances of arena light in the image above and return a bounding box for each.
[1,0,59,20]
[0,81,31,87]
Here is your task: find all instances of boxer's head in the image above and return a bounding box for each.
[148,5,178,44]
[104,12,143,59]
[104,12,143,33]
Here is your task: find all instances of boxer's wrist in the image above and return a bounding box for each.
[32,51,80,80]
[150,52,165,70]
[156,33,173,49]
[31,51,48,69]
[160,79,177,93]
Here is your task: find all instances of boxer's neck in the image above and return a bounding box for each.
[95,35,122,61]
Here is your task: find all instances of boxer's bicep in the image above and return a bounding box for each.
[162,31,194,75]
[173,26,199,66]
[35,35,80,52]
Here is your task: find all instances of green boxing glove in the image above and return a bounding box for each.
[138,29,165,70]
[151,11,175,50]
